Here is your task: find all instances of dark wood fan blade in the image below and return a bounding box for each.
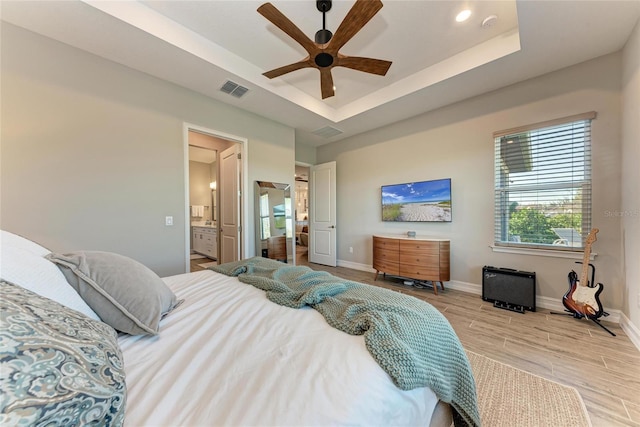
[258,3,318,55]
[320,68,335,99]
[263,59,313,79]
[328,0,383,52]
[335,56,391,75]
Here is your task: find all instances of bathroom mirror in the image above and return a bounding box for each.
[255,181,293,263]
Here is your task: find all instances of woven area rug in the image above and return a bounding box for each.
[467,351,592,427]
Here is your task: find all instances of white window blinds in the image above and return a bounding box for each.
[494,112,596,250]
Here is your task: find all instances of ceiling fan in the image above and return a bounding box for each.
[258,0,392,99]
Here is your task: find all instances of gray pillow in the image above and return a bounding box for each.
[46,251,179,335]
[0,280,126,426]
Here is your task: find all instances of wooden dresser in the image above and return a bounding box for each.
[267,235,287,262]
[372,235,450,294]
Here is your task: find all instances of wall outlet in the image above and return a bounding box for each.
[637,293,640,308]
[349,246,353,253]
[165,216,173,226]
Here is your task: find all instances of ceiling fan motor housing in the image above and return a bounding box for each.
[316,0,332,13]
[315,29,333,44]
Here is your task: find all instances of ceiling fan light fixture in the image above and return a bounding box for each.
[315,52,334,68]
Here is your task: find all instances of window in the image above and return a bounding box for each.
[494,112,596,250]
[260,193,271,240]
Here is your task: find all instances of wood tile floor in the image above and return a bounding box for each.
[192,252,640,426]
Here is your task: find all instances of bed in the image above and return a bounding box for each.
[0,230,479,427]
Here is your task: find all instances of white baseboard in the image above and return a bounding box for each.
[446,279,623,323]
[620,313,640,351]
[337,259,376,273]
[336,259,640,351]
[445,279,482,295]
[337,259,625,325]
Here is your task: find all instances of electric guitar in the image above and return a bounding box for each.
[562,228,604,319]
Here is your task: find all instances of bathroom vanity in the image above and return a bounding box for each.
[192,225,217,259]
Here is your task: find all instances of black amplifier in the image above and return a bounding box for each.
[482,266,536,313]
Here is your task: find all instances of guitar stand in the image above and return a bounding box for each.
[550,261,616,336]
[550,310,616,336]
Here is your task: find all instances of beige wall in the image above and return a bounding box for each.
[317,52,625,312]
[0,23,295,276]
[621,20,640,329]
[295,141,317,165]
[189,161,214,222]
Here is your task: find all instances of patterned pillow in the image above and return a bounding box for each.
[0,280,126,426]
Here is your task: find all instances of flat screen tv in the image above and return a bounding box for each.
[381,178,452,222]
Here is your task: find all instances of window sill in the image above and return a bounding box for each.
[490,245,596,260]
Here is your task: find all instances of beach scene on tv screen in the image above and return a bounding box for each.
[382,179,452,222]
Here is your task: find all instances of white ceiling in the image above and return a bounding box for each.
[2,0,639,147]
[189,146,217,164]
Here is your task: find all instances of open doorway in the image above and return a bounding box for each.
[295,164,310,264]
[188,145,218,268]
[184,124,248,272]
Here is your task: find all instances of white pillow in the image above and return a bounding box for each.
[1,230,51,256]
[0,245,100,320]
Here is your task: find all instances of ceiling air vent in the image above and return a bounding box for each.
[220,80,249,98]
[312,126,343,139]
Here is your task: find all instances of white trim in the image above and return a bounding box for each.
[445,279,483,295]
[183,128,191,272]
[620,313,640,351]
[183,123,249,272]
[490,245,597,260]
[337,259,375,272]
[446,280,621,323]
[493,111,597,138]
[337,259,625,327]
[344,254,638,348]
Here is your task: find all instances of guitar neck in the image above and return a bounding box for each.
[580,247,591,286]
[579,228,598,287]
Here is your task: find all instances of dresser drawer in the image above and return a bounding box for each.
[399,252,439,268]
[373,246,399,263]
[374,237,399,251]
[373,237,399,274]
[373,258,400,275]
[399,240,439,254]
[399,264,442,281]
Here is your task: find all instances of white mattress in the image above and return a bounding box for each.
[118,269,439,426]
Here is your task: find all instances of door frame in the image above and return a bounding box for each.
[308,161,337,267]
[183,122,248,272]
[294,161,312,265]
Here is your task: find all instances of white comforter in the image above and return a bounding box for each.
[119,269,439,426]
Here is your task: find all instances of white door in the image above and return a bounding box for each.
[309,161,337,266]
[219,144,241,263]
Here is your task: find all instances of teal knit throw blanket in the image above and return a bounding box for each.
[211,257,480,427]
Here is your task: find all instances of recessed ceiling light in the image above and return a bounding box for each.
[456,9,472,23]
